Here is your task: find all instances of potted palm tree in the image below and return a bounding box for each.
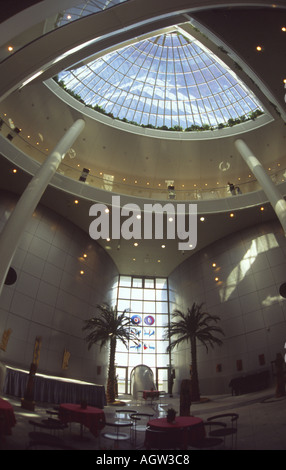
[83,303,138,404]
[165,302,224,402]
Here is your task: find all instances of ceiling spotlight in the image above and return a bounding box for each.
[282,27,286,32]
[256,45,263,52]
[8,46,14,52]
[74,199,79,204]
[134,242,138,247]
[200,217,205,222]
[161,244,166,248]
[215,277,219,282]
[212,263,216,268]
[230,213,235,218]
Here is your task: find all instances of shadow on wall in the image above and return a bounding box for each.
[168,221,286,395]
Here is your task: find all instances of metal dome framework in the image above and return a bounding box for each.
[57,26,264,131]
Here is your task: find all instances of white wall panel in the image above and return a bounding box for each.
[169,220,286,394]
[0,191,118,385]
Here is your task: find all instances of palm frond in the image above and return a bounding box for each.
[165,302,224,353]
[82,303,138,350]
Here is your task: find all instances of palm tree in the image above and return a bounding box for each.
[83,303,138,404]
[165,302,224,401]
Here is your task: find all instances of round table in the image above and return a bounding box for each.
[0,398,16,436]
[59,403,105,437]
[147,416,205,449]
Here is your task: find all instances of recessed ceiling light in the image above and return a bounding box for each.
[105,208,109,213]
[83,253,87,258]
[212,263,216,267]
[74,200,79,204]
[168,217,174,222]
[230,213,235,218]
[8,46,13,52]
[134,242,138,247]
[80,270,84,275]
[200,217,205,221]
[161,244,166,248]
[260,207,265,211]
[12,169,17,173]
[215,277,219,282]
[282,27,286,32]
[256,45,263,52]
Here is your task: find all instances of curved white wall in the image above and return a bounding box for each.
[0,191,118,385]
[169,219,286,395]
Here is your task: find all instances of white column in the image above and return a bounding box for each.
[0,118,85,295]
[235,138,286,235]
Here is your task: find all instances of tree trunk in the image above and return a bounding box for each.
[106,336,116,403]
[190,337,200,401]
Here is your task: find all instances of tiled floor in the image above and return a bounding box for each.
[1,386,286,450]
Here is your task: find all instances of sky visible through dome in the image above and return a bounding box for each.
[57,29,264,130]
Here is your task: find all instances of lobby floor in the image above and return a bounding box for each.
[1,386,285,451]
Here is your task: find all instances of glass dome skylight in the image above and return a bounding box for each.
[57,29,264,130]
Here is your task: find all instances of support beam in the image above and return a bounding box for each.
[0,118,85,295]
[235,138,286,234]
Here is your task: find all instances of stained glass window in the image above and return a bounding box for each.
[115,276,169,370]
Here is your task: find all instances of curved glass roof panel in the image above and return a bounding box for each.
[57,30,264,130]
[56,0,130,27]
